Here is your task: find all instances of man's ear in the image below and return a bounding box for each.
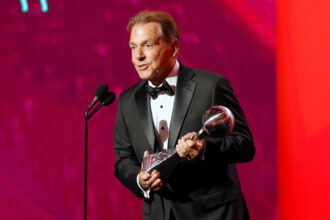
[171,41,179,58]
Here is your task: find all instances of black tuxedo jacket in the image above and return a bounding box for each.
[114,63,255,220]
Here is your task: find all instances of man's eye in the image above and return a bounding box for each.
[146,44,153,47]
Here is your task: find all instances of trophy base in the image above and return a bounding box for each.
[142,148,181,180]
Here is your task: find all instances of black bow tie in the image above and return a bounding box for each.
[145,81,174,99]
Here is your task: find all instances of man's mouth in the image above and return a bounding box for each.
[137,64,149,70]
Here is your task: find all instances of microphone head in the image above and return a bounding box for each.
[95,84,109,100]
[102,92,116,106]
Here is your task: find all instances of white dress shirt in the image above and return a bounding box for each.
[148,63,179,151]
[137,60,180,198]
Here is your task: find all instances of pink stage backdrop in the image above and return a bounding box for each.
[0,0,276,219]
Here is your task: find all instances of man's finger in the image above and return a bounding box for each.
[186,140,195,147]
[153,182,163,191]
[140,171,151,180]
[150,178,162,190]
[179,138,188,149]
[146,170,160,185]
[153,184,163,191]
[176,144,185,158]
[182,132,197,140]
[187,151,198,160]
[177,139,188,158]
[139,170,152,190]
[187,147,200,160]
[150,178,163,191]
[144,151,149,158]
[182,132,194,140]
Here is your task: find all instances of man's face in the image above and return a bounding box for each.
[129,22,177,85]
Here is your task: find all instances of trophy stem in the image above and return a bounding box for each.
[196,127,208,140]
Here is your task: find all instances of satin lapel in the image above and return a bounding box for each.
[135,83,155,151]
[168,65,196,148]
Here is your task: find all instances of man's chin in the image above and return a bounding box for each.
[137,71,152,80]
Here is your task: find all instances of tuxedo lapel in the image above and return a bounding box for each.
[168,65,196,148]
[135,82,155,151]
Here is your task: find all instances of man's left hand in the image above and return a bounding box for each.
[176,132,204,160]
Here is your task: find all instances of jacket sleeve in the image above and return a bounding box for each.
[113,95,143,198]
[204,77,255,163]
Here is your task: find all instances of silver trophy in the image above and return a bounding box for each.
[142,105,235,177]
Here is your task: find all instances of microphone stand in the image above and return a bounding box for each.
[83,93,115,220]
[83,107,99,220]
[84,111,89,220]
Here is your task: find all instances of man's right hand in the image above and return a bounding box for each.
[139,151,163,191]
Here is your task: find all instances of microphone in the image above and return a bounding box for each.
[87,84,109,112]
[93,92,116,112]
[87,92,116,119]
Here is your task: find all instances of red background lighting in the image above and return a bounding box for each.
[277,1,330,219]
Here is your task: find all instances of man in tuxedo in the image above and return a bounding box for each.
[113,11,255,220]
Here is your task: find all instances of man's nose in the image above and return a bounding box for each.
[135,47,146,61]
